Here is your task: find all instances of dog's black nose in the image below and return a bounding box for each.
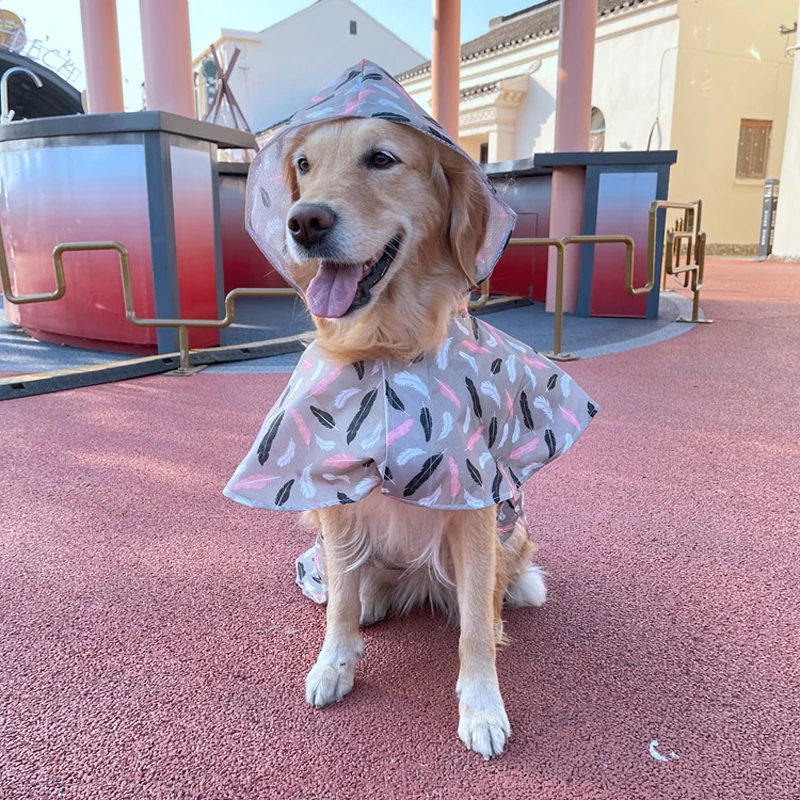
[287,204,336,248]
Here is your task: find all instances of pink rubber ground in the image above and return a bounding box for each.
[2,259,799,799]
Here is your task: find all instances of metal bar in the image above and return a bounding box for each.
[506,238,575,361]
[468,278,491,309]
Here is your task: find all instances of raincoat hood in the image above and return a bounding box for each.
[244,59,517,287]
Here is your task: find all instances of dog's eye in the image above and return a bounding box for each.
[368,151,397,170]
[296,156,310,173]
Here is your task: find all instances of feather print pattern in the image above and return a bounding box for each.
[226,315,598,539]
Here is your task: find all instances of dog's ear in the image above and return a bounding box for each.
[441,151,489,286]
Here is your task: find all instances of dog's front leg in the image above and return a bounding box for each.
[305,509,364,708]
[449,508,510,759]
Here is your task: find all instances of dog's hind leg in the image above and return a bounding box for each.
[359,565,401,626]
[305,507,364,708]
[448,507,511,759]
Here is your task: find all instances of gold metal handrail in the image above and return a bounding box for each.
[648,199,711,324]
[506,234,635,361]
[1,235,297,375]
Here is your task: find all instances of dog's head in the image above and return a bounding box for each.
[279,118,489,359]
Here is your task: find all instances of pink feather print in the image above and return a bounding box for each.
[510,437,540,460]
[322,453,361,468]
[461,339,490,354]
[309,366,343,397]
[506,391,515,414]
[289,408,311,445]
[560,405,581,429]
[436,378,461,408]
[233,473,279,491]
[448,456,461,498]
[387,418,414,445]
[524,357,548,370]
[466,425,485,451]
[302,358,313,370]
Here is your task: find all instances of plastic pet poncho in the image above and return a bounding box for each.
[223,61,599,603]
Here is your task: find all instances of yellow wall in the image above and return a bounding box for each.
[670,0,796,248]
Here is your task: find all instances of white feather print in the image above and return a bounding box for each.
[398,447,426,466]
[393,371,429,397]
[310,360,325,381]
[300,465,317,499]
[362,421,383,450]
[277,438,296,467]
[462,404,472,434]
[479,451,493,469]
[524,365,539,387]
[438,411,454,441]
[512,418,521,443]
[334,387,360,409]
[562,432,575,453]
[458,351,479,375]
[418,486,443,507]
[322,472,351,483]
[485,331,498,348]
[534,395,554,422]
[371,361,382,375]
[354,476,379,496]
[436,337,453,371]
[506,338,528,353]
[454,318,470,335]
[507,355,517,383]
[497,423,509,449]
[560,374,572,398]
[463,490,485,509]
[315,434,335,451]
[480,380,502,407]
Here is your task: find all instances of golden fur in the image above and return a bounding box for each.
[284,119,546,759]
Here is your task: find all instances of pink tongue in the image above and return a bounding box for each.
[306,261,362,318]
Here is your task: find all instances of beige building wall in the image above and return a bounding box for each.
[669,0,796,250]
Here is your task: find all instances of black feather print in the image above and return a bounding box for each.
[491,468,503,504]
[547,374,558,391]
[545,429,557,458]
[490,358,502,375]
[465,377,483,419]
[257,411,285,465]
[275,479,294,506]
[403,454,443,497]
[471,317,480,341]
[296,561,306,581]
[383,466,393,482]
[519,391,534,431]
[386,381,405,411]
[588,402,598,418]
[353,360,365,380]
[337,491,355,504]
[508,467,522,488]
[420,407,433,442]
[466,459,483,486]
[278,383,292,407]
[488,416,498,449]
[412,353,425,364]
[346,388,378,444]
[310,406,336,429]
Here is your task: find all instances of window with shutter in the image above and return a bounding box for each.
[736,119,772,179]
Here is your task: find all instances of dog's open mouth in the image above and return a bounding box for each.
[305,235,402,319]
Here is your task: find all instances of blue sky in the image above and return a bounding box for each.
[7,0,541,110]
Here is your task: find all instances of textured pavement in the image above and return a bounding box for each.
[1,258,799,799]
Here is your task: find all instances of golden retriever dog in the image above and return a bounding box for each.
[279,117,547,759]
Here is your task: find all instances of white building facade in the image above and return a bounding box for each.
[193,0,424,137]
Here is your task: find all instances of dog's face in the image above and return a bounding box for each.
[282,118,487,326]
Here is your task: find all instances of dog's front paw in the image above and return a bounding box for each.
[305,635,364,708]
[457,684,511,759]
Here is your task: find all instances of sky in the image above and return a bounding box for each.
[5,0,542,110]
